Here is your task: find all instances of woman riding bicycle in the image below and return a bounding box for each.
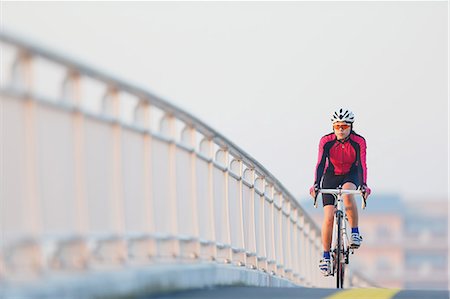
[309,108,371,276]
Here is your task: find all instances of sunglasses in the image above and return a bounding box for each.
[333,124,351,130]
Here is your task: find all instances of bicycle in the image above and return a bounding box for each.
[313,186,367,289]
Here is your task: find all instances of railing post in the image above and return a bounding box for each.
[282,197,293,280]
[229,158,246,266]
[48,70,90,271]
[315,235,323,287]
[126,101,157,263]
[303,221,312,287]
[66,73,84,228]
[264,183,276,275]
[138,101,155,236]
[6,51,44,279]
[295,211,304,285]
[92,88,127,267]
[242,168,257,269]
[309,227,317,287]
[298,211,305,285]
[177,125,201,259]
[287,204,298,281]
[274,191,284,277]
[154,113,180,259]
[254,175,267,271]
[213,148,232,263]
[197,138,217,261]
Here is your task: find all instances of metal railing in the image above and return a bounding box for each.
[0,31,369,291]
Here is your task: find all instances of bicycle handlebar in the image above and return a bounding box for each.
[319,189,362,195]
[313,188,367,210]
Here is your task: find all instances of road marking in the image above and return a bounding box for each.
[325,288,401,299]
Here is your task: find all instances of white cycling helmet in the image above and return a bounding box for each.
[331,108,355,124]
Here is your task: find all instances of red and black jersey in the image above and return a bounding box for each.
[314,131,368,186]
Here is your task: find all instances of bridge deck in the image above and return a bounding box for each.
[145,286,449,299]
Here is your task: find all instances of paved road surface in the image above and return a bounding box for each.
[145,286,449,299]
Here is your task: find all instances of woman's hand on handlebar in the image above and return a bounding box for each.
[360,184,371,200]
[309,184,319,199]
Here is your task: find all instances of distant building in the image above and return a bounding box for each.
[403,200,448,289]
[298,195,448,289]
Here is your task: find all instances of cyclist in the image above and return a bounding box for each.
[309,108,371,276]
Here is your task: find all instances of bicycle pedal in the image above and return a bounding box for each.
[350,242,361,248]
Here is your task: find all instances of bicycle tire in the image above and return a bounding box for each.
[336,211,343,289]
[340,257,345,288]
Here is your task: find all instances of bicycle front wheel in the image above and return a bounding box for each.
[335,212,344,289]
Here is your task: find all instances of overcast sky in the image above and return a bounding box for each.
[2,2,448,201]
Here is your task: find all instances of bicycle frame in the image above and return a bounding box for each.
[314,187,366,288]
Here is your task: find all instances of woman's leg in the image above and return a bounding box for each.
[322,205,335,252]
[321,173,340,252]
[342,182,358,229]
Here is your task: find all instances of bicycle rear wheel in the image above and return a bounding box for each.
[335,212,344,289]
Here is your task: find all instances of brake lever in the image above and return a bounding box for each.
[358,186,367,210]
[313,189,319,208]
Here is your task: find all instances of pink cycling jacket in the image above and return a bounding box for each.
[314,132,368,186]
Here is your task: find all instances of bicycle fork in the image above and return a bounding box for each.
[330,209,343,276]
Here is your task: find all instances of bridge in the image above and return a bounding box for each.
[0,32,447,299]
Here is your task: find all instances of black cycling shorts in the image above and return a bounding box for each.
[321,171,361,207]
